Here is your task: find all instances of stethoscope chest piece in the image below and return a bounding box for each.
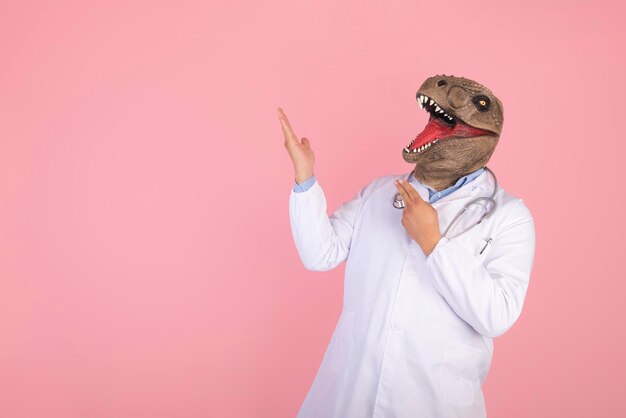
[392,193,405,209]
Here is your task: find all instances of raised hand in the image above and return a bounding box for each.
[278,107,315,184]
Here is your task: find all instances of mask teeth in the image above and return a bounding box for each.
[404,138,439,154]
[417,94,454,121]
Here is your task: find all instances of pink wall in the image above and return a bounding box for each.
[1,1,624,417]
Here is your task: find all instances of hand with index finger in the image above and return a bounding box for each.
[278,107,315,183]
[394,178,442,256]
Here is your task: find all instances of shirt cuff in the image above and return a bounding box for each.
[293,175,316,193]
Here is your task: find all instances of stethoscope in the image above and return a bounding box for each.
[393,166,498,239]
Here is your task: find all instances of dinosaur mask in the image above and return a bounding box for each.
[402,74,504,191]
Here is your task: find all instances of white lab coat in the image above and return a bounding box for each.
[289,168,536,418]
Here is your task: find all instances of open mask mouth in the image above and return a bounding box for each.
[403,94,497,156]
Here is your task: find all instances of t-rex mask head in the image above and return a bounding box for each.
[402,74,504,191]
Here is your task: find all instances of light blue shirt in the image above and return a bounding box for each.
[293,167,485,204]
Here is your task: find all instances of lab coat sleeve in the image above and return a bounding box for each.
[425,199,536,338]
[289,178,370,272]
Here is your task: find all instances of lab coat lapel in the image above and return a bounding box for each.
[410,180,431,202]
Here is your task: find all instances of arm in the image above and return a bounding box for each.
[289,178,369,272]
[425,200,536,338]
[278,107,370,272]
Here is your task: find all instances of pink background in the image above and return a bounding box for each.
[1,1,624,417]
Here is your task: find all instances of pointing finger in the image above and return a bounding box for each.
[399,180,425,203]
[394,180,412,205]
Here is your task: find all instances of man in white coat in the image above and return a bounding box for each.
[279,74,536,418]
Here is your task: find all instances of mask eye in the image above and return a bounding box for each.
[472,95,491,112]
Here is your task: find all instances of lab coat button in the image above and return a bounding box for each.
[405,265,416,273]
[390,322,403,331]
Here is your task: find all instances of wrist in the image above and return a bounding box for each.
[421,233,443,256]
[295,170,314,184]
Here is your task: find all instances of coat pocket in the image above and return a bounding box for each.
[320,310,355,376]
[438,339,487,407]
